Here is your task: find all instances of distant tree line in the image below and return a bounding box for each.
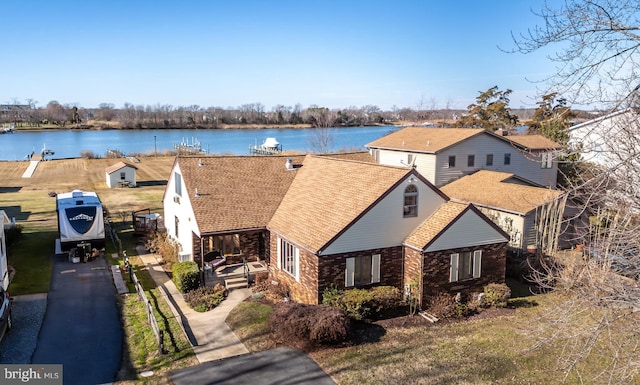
[1,94,597,130]
[1,100,458,129]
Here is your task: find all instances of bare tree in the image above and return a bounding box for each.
[513,2,640,383]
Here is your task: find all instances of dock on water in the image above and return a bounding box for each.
[21,153,43,178]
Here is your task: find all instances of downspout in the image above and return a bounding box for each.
[200,235,206,287]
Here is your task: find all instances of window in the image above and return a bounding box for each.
[467,155,475,167]
[403,185,418,217]
[214,234,240,255]
[345,254,380,287]
[174,172,182,196]
[120,172,126,180]
[504,153,511,165]
[449,250,482,282]
[486,154,493,166]
[541,153,553,169]
[174,216,179,238]
[278,238,299,280]
[448,155,456,168]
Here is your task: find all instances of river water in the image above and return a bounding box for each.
[0,126,396,161]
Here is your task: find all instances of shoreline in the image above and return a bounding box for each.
[6,122,403,132]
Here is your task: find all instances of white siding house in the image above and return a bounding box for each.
[105,161,138,188]
[441,170,567,251]
[321,174,448,255]
[366,127,562,188]
[568,108,638,167]
[162,162,198,260]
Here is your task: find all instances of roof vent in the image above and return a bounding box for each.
[285,158,294,171]
[194,188,200,198]
[71,190,83,198]
[198,158,204,167]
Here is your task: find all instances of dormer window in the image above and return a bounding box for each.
[403,185,418,217]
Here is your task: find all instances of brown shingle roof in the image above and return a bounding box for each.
[179,155,305,234]
[506,134,563,150]
[366,127,485,153]
[316,151,375,163]
[366,126,563,153]
[440,170,564,214]
[105,161,137,174]
[404,201,469,250]
[268,155,413,253]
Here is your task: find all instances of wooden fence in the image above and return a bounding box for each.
[107,218,164,354]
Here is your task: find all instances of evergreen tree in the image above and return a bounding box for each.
[457,86,519,130]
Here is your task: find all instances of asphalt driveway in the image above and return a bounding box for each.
[170,347,336,385]
[31,254,122,385]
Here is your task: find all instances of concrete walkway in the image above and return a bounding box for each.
[21,160,39,178]
[135,246,251,363]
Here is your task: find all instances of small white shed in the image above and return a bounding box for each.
[105,161,138,188]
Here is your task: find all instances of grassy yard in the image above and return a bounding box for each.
[228,292,640,385]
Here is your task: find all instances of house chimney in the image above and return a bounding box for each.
[285,158,294,171]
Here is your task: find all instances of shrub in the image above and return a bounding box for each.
[483,283,512,308]
[4,224,23,247]
[253,277,290,303]
[145,231,178,268]
[267,302,350,348]
[322,285,403,321]
[183,285,227,312]
[427,292,456,319]
[172,261,201,293]
[321,284,343,307]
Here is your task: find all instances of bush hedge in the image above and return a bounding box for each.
[322,285,403,321]
[172,261,201,293]
[483,283,512,308]
[184,284,227,312]
[267,302,350,348]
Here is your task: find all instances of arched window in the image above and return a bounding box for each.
[403,185,418,217]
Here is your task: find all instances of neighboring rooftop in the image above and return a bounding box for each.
[105,161,138,174]
[366,127,485,153]
[440,170,564,214]
[366,126,562,153]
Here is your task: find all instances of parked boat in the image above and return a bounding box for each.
[249,137,282,155]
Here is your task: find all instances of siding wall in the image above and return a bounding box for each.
[433,135,557,187]
[425,210,508,252]
[162,163,197,257]
[477,207,527,249]
[374,149,437,182]
[323,177,446,254]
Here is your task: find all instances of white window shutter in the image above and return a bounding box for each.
[294,248,300,281]
[473,250,482,278]
[276,237,281,269]
[449,253,459,282]
[371,254,381,283]
[345,257,355,287]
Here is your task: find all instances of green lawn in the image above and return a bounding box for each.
[7,230,56,295]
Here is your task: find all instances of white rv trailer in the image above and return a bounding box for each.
[56,190,106,252]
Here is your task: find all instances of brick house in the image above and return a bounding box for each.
[164,152,509,307]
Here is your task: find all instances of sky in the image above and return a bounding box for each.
[1,0,558,111]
